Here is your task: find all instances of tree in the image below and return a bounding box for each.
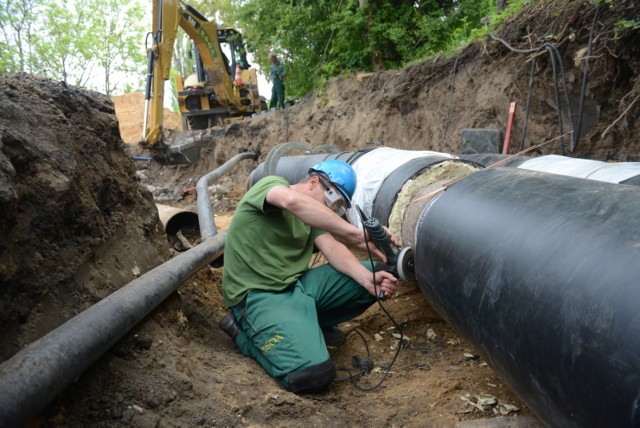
[0,0,42,73]
[216,0,496,98]
[0,0,147,95]
[29,0,92,85]
[83,0,145,96]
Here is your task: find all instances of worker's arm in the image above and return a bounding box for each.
[266,184,401,261]
[314,234,398,298]
[266,185,362,243]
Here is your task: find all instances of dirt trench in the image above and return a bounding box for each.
[1,1,639,426]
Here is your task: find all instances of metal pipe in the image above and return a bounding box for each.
[414,167,640,428]
[0,233,226,428]
[197,152,257,239]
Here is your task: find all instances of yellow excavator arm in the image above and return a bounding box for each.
[141,0,263,164]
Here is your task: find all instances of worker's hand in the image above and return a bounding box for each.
[352,226,401,264]
[383,226,401,248]
[364,268,398,299]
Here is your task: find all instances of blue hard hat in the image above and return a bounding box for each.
[308,160,357,207]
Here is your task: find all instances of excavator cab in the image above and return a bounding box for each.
[141,0,264,164]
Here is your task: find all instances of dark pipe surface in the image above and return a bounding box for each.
[0,234,226,427]
[246,149,373,188]
[414,167,640,428]
[621,174,640,186]
[458,153,528,167]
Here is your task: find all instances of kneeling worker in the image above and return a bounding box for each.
[219,159,399,393]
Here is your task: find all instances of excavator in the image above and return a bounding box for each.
[141,0,266,164]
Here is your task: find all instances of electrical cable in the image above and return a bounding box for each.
[519,59,536,151]
[574,5,601,151]
[486,25,576,154]
[544,44,566,155]
[331,211,405,391]
[442,53,460,144]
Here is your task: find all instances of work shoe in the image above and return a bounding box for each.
[322,326,346,347]
[219,312,241,340]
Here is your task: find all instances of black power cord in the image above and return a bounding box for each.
[331,208,405,391]
[485,25,576,154]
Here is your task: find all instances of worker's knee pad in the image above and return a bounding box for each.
[286,359,336,393]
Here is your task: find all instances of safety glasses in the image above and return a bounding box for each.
[318,178,347,217]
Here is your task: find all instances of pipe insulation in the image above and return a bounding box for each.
[517,154,640,184]
[347,148,457,226]
[459,154,640,186]
[375,158,481,245]
[0,234,226,427]
[414,167,640,428]
[248,147,467,229]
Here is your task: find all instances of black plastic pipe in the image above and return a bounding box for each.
[414,167,640,428]
[622,174,640,186]
[246,150,373,189]
[0,234,226,427]
[458,153,528,167]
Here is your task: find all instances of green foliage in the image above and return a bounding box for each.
[0,0,146,95]
[84,0,146,96]
[217,0,499,99]
[0,0,535,101]
[0,0,44,73]
[616,19,640,30]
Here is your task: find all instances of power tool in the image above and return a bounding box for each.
[356,206,416,284]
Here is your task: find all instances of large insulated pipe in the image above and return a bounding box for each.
[517,154,640,185]
[0,233,226,427]
[246,150,372,189]
[248,147,478,229]
[247,149,640,426]
[414,167,640,428]
[460,153,640,186]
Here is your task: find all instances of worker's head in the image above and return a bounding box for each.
[269,52,277,62]
[308,160,357,216]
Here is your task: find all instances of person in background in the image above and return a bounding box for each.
[219,160,399,393]
[269,53,286,110]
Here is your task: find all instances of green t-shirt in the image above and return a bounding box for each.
[222,176,327,307]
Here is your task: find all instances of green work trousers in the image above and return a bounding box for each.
[270,79,285,110]
[231,261,376,390]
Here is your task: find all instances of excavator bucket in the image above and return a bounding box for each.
[146,129,203,165]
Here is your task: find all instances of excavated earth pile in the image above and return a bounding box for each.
[1,1,639,426]
[0,74,169,360]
